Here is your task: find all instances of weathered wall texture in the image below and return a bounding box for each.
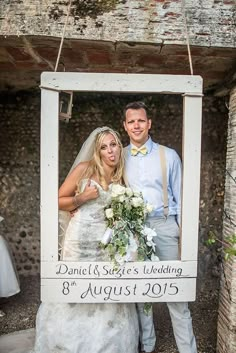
[0,92,228,276]
[217,86,236,353]
[0,0,235,47]
[0,1,235,91]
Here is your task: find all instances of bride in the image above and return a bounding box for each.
[32,127,139,353]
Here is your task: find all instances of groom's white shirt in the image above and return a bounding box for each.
[124,137,182,224]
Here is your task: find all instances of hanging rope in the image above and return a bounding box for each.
[54,0,72,72]
[54,0,193,75]
[181,0,193,75]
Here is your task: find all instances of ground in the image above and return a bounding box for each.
[0,275,218,353]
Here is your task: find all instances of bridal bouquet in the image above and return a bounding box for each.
[100,184,159,267]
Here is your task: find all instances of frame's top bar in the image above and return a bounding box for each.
[41,72,203,94]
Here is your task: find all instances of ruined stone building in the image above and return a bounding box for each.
[0,1,235,352]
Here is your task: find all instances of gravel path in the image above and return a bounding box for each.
[0,276,218,353]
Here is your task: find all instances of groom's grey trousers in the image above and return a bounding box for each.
[137,216,197,353]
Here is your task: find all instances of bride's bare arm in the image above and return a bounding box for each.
[58,162,99,211]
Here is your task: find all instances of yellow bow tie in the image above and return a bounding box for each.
[131,146,148,156]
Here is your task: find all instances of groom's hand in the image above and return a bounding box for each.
[83,179,99,201]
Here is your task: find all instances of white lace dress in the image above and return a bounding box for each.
[32,180,139,353]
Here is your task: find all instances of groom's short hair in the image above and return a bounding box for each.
[123,101,149,119]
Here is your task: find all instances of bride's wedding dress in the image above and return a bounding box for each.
[32,180,139,353]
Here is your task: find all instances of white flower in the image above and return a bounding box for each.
[131,197,143,208]
[118,195,126,202]
[128,235,138,253]
[146,203,153,213]
[101,228,113,245]
[143,226,157,240]
[134,191,142,197]
[147,240,156,251]
[125,187,133,197]
[151,253,160,261]
[115,253,125,266]
[105,208,114,219]
[147,233,154,242]
[112,184,126,197]
[125,237,138,262]
[125,251,135,262]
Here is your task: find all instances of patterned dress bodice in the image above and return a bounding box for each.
[62,179,112,261]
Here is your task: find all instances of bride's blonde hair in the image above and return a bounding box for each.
[76,128,124,192]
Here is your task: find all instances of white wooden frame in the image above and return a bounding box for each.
[40,73,202,303]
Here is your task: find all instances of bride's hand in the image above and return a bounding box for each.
[83,179,99,201]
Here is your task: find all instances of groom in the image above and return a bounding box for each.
[123,101,197,353]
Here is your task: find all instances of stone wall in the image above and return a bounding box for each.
[0,91,228,276]
[0,0,235,47]
[0,92,40,274]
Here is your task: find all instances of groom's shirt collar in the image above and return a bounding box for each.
[129,136,153,155]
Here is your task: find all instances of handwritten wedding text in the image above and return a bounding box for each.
[56,262,184,278]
